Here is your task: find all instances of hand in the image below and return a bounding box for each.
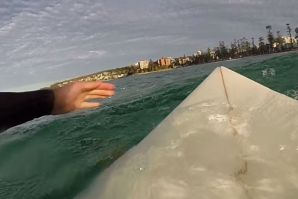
[51,81,115,115]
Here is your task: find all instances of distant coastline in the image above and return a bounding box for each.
[45,24,298,90]
[45,49,297,90]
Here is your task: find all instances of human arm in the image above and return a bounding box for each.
[0,89,55,132]
[0,81,115,132]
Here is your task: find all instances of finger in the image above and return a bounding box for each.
[79,102,100,109]
[89,90,115,96]
[96,82,115,90]
[84,95,107,100]
[81,81,103,91]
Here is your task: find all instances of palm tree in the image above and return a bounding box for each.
[275,31,285,51]
[206,47,212,62]
[237,39,241,54]
[259,37,265,54]
[266,25,272,33]
[295,27,298,39]
[266,25,274,52]
[219,41,228,60]
[286,23,293,49]
[251,37,256,54]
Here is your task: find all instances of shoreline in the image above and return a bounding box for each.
[132,68,173,76]
[131,50,297,77]
[48,49,298,89]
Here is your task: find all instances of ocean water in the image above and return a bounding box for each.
[0,52,298,199]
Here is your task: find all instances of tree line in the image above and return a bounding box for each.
[105,23,298,76]
[190,24,298,65]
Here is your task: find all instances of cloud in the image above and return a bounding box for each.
[76,50,107,60]
[0,0,297,90]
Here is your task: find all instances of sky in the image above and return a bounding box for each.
[0,0,297,91]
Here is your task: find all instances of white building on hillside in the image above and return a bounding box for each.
[138,60,149,69]
[282,36,297,44]
[282,36,298,48]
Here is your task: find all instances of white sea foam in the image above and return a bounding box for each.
[262,68,276,77]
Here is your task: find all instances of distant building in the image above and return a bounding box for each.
[208,51,216,59]
[282,36,297,44]
[282,36,298,48]
[157,57,171,66]
[178,56,191,64]
[169,57,175,63]
[138,60,149,69]
[193,51,203,57]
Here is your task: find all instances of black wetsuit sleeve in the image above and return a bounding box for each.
[0,89,55,132]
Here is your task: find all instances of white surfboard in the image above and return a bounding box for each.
[76,66,298,199]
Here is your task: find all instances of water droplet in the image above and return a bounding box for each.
[139,167,145,171]
[280,145,285,151]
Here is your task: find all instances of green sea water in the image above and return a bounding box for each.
[0,52,298,199]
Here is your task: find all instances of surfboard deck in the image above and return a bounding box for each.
[76,66,298,199]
